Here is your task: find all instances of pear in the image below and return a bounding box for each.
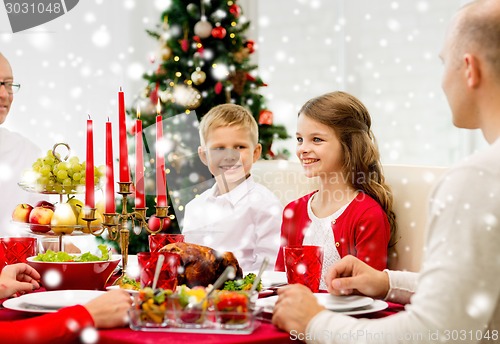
[67,197,84,218]
[77,207,103,233]
[51,203,77,234]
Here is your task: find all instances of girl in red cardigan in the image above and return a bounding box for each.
[275,91,397,290]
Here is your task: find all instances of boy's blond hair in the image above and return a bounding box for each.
[198,104,259,145]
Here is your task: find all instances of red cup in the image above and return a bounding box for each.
[148,234,185,253]
[137,252,181,290]
[283,245,324,293]
[0,237,37,269]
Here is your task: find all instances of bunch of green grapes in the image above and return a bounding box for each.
[29,150,105,194]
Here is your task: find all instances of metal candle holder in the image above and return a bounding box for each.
[81,181,170,285]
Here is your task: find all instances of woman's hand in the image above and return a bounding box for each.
[0,263,41,298]
[325,255,390,299]
[84,289,133,328]
[272,284,325,335]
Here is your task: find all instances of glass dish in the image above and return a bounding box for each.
[128,308,257,334]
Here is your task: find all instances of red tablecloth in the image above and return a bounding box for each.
[0,298,403,344]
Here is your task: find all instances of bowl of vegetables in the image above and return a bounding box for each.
[26,245,120,291]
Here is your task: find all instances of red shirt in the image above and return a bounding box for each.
[0,305,94,343]
[275,192,390,271]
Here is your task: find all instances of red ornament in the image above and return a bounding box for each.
[259,110,273,125]
[149,88,159,105]
[246,73,256,82]
[229,4,241,18]
[129,122,137,136]
[215,82,223,94]
[245,40,255,54]
[268,144,275,158]
[212,26,227,39]
[180,39,189,52]
[193,35,204,54]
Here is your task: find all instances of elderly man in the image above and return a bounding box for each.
[0,52,42,237]
[272,0,500,343]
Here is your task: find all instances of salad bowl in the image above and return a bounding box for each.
[26,248,120,291]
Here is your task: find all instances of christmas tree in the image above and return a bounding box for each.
[107,0,288,254]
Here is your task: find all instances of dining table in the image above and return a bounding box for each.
[0,289,404,344]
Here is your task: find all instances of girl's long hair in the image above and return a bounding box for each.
[299,91,398,247]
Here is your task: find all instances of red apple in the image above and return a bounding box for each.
[29,206,54,233]
[34,200,55,211]
[12,203,33,223]
[147,215,171,232]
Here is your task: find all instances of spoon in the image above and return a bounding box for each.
[151,254,165,290]
[250,257,269,293]
[185,265,236,311]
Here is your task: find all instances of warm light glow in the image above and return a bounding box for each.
[231,22,236,27]
[230,33,235,38]
[174,56,180,61]
[175,71,182,77]
[156,99,161,115]
[137,105,141,119]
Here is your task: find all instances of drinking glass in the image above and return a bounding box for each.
[148,234,185,253]
[0,237,37,269]
[137,252,181,290]
[283,245,324,292]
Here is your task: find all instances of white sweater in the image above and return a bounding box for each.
[306,138,500,344]
[0,127,42,236]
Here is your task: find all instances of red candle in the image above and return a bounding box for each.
[118,87,130,182]
[156,101,167,207]
[135,106,145,208]
[85,116,95,208]
[105,120,115,213]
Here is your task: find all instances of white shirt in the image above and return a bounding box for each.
[0,127,43,237]
[306,138,500,343]
[183,175,283,272]
[303,194,350,290]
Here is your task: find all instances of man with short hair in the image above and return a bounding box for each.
[272,1,500,342]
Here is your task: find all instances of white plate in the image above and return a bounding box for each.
[245,271,287,288]
[106,285,139,295]
[256,293,373,312]
[3,290,105,313]
[339,300,389,316]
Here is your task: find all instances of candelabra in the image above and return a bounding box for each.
[81,181,170,285]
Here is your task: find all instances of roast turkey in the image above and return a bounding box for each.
[159,242,243,288]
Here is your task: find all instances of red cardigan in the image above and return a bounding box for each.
[275,192,390,271]
[0,305,94,343]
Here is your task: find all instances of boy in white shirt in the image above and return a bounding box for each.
[183,104,283,272]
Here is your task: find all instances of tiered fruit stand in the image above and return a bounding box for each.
[16,143,171,281]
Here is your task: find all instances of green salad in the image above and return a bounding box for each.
[34,244,110,262]
[223,273,262,292]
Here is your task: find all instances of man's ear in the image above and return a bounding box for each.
[253,143,262,162]
[198,146,208,166]
[464,53,481,88]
